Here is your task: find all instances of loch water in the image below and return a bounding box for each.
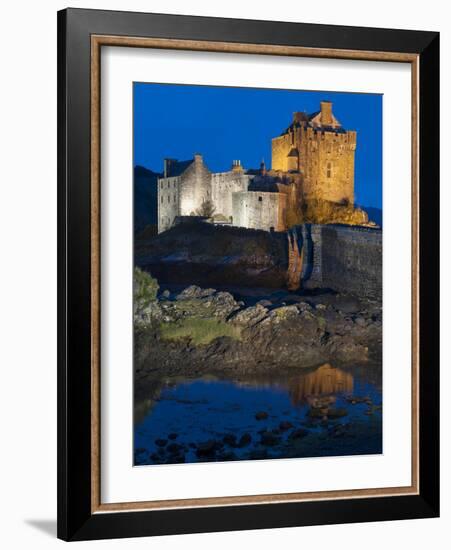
[134,361,382,466]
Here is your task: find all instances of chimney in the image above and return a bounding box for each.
[194,153,203,163]
[232,159,243,172]
[320,101,333,126]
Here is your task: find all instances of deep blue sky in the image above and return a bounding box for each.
[134,83,382,209]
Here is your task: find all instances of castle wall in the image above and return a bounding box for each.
[157,176,180,233]
[300,129,356,205]
[271,134,292,172]
[211,171,251,220]
[178,156,212,216]
[302,224,382,300]
[232,191,287,232]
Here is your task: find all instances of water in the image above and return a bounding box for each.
[134,362,382,466]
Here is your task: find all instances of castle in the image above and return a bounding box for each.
[157,101,360,234]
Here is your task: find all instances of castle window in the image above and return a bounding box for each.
[167,195,170,203]
[327,162,332,178]
[258,196,262,202]
[161,196,163,203]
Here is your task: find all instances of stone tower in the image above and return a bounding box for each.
[271,101,357,205]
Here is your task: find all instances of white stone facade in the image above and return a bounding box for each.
[157,156,286,233]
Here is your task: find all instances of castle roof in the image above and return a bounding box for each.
[165,159,194,177]
[279,106,346,136]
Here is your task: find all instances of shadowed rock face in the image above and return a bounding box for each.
[135,222,382,299]
[135,222,289,289]
[134,165,161,235]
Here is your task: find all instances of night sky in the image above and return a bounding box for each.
[134,82,382,209]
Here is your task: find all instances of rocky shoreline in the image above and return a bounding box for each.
[134,275,382,393]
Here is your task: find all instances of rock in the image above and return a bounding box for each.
[307,408,326,419]
[155,438,167,447]
[334,295,362,314]
[149,452,161,462]
[327,408,348,419]
[255,411,269,421]
[223,433,237,447]
[273,305,299,319]
[209,291,240,317]
[238,433,252,447]
[260,431,280,446]
[168,433,178,440]
[177,285,214,300]
[354,316,366,327]
[134,300,163,326]
[296,302,312,312]
[256,299,272,307]
[160,289,171,299]
[167,443,183,454]
[166,453,185,464]
[316,303,327,310]
[231,304,268,326]
[279,421,293,431]
[288,428,308,440]
[196,440,217,457]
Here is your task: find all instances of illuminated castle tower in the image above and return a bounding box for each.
[271,101,357,205]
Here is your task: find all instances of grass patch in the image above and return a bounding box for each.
[160,318,242,346]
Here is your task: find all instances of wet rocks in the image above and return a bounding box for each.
[279,421,293,431]
[223,433,237,447]
[327,408,348,419]
[288,428,309,440]
[155,438,167,447]
[195,440,219,458]
[255,411,269,421]
[238,433,252,447]
[260,431,281,447]
[167,443,183,454]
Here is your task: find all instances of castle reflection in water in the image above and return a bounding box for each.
[287,363,354,406]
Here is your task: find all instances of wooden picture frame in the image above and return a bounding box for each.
[57,8,439,541]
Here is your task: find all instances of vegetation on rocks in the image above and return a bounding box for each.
[134,279,382,378]
[134,267,159,305]
[133,267,160,326]
[160,317,242,346]
[286,198,370,227]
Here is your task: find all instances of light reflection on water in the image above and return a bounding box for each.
[134,362,382,466]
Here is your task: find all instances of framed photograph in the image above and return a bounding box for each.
[57,8,439,541]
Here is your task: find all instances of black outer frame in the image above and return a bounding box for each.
[57,8,439,542]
